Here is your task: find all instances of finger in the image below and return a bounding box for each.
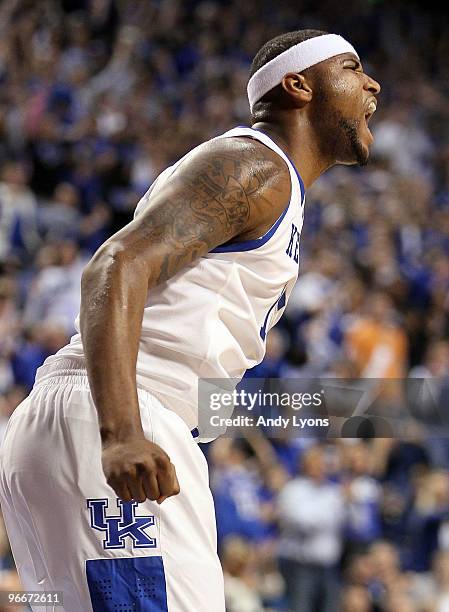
[121,483,133,503]
[126,475,147,503]
[156,462,175,498]
[142,470,161,501]
[157,463,180,503]
[172,465,180,494]
[157,479,179,504]
[109,477,133,502]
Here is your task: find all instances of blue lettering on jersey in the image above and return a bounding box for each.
[286,223,300,264]
[87,498,157,550]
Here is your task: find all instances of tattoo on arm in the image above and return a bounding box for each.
[111,140,289,286]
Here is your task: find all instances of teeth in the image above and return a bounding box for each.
[367,100,377,114]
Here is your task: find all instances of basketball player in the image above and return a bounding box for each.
[0,30,380,611]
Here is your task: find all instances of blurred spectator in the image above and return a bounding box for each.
[210,439,272,544]
[366,539,425,610]
[222,536,265,612]
[403,470,449,573]
[0,161,40,264]
[11,322,69,390]
[342,442,382,553]
[277,445,345,611]
[343,550,376,595]
[383,591,419,612]
[22,240,87,335]
[341,585,372,612]
[0,277,19,392]
[345,292,408,379]
[372,107,433,177]
[38,182,82,241]
[421,550,449,612]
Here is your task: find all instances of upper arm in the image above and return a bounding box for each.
[86,137,291,289]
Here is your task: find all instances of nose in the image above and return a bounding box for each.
[365,73,381,95]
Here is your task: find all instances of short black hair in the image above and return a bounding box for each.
[250,29,328,119]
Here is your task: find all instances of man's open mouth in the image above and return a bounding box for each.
[364,99,377,124]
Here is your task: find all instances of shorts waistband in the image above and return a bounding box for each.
[34,357,90,388]
[34,357,200,439]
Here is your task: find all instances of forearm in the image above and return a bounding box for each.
[80,245,148,444]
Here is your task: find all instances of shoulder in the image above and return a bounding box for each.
[203,133,287,164]
[178,135,291,197]
[175,134,291,238]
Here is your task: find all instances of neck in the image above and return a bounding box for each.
[251,116,334,189]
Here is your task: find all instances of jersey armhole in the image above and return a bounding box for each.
[210,126,304,254]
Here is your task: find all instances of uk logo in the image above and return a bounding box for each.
[87,498,157,550]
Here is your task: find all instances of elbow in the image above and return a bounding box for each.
[79,241,152,333]
[79,244,131,336]
[80,244,126,314]
[80,241,150,308]
[81,243,127,289]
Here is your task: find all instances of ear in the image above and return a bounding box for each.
[281,73,313,107]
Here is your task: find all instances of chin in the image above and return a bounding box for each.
[338,145,369,167]
[350,132,371,166]
[356,146,370,167]
[337,119,370,166]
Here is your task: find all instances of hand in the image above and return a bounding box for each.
[101,437,180,504]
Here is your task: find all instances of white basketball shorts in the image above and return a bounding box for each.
[0,358,225,611]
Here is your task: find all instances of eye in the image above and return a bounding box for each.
[345,62,363,73]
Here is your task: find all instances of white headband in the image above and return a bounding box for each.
[247,34,359,112]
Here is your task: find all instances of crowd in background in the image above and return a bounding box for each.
[0,0,448,610]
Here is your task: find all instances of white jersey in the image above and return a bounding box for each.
[43,126,306,434]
